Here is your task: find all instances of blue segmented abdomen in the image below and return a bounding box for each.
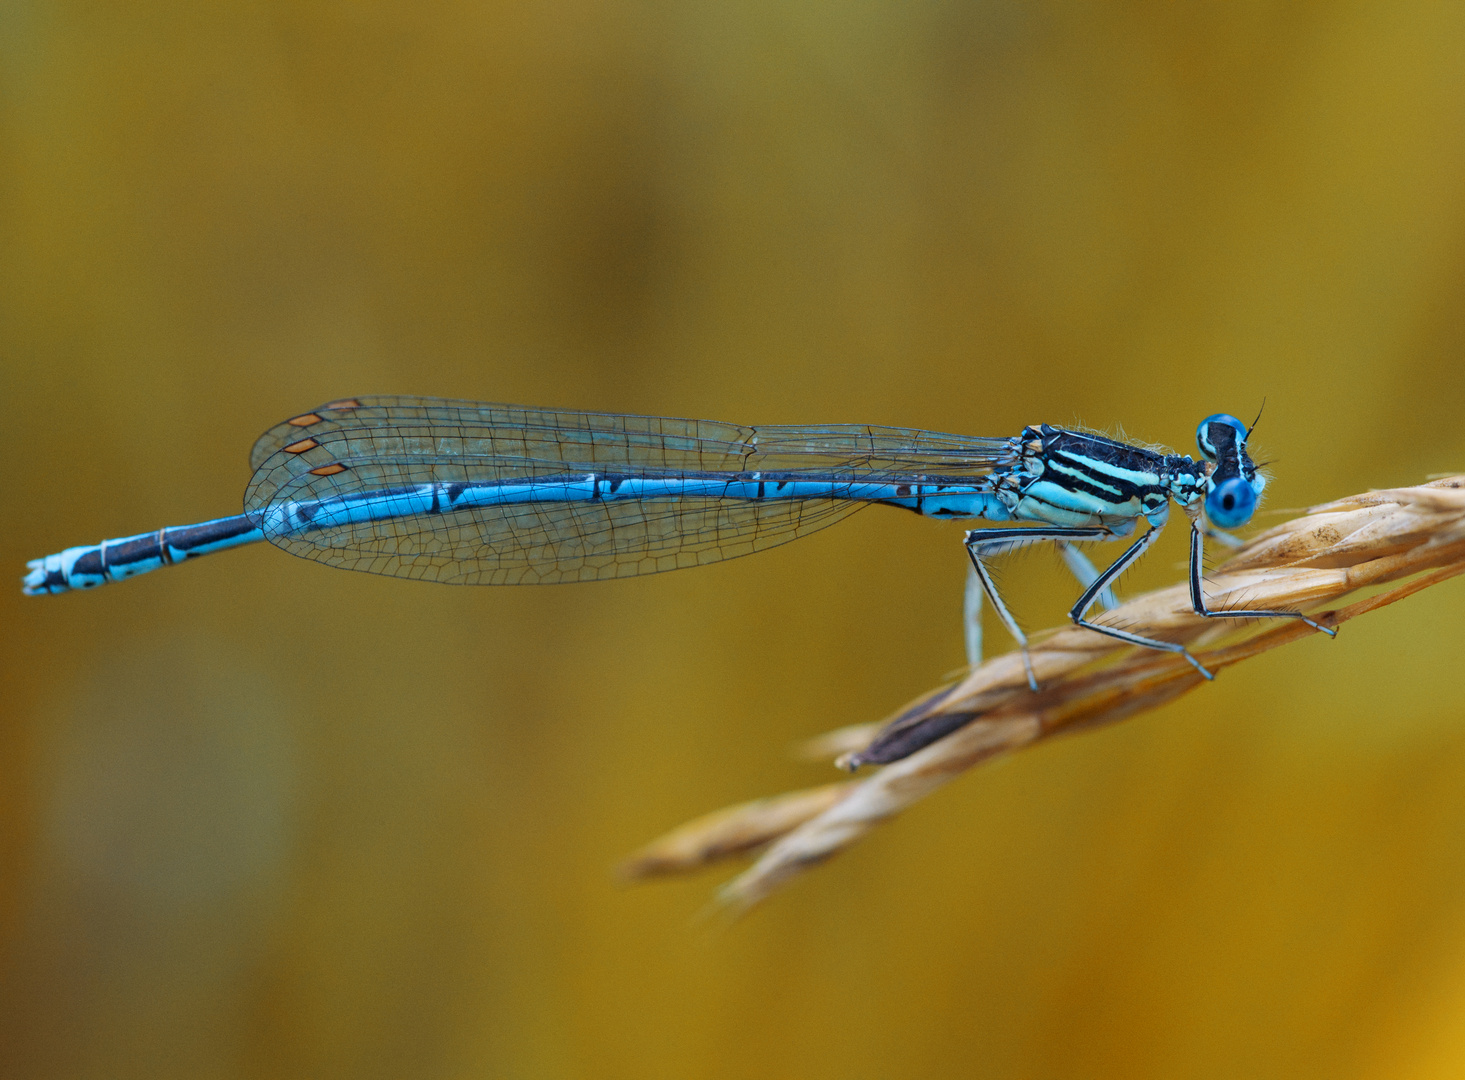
[259,474,1014,537]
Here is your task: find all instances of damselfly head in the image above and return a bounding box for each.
[1195,413,1265,528]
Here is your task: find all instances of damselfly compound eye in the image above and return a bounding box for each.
[1206,475,1257,528]
[1195,414,1249,461]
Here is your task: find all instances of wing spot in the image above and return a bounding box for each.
[283,438,320,454]
[287,413,322,427]
[323,399,362,411]
[309,463,349,476]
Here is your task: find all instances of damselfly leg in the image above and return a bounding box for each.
[1057,540,1120,611]
[962,540,1118,669]
[963,563,985,670]
[1187,525,1337,636]
[1066,524,1216,680]
[964,525,1113,690]
[1202,523,1246,549]
[967,523,1227,687]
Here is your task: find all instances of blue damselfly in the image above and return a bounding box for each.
[23,396,1333,686]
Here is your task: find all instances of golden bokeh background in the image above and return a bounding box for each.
[4,3,1465,1077]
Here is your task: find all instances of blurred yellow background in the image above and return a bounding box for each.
[4,3,1465,1077]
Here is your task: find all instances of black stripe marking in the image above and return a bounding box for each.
[162,516,259,555]
[102,534,167,569]
[1046,452,1161,504]
[71,550,104,578]
[1049,448,1157,489]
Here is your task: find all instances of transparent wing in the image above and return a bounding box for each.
[244,395,1012,585]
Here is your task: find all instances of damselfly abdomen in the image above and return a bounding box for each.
[23,396,1332,685]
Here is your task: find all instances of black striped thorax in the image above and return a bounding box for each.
[1011,424,1208,520]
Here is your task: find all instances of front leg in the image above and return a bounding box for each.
[1188,525,1337,636]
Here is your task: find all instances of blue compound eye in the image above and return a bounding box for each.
[1206,475,1257,528]
[1196,413,1248,461]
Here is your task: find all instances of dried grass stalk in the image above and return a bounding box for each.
[622,477,1465,910]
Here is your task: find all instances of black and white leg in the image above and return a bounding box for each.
[1067,524,1218,680]
[966,539,1116,670]
[964,526,1111,690]
[1187,526,1337,636]
[963,533,1046,669]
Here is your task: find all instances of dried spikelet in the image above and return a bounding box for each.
[622,477,1465,910]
